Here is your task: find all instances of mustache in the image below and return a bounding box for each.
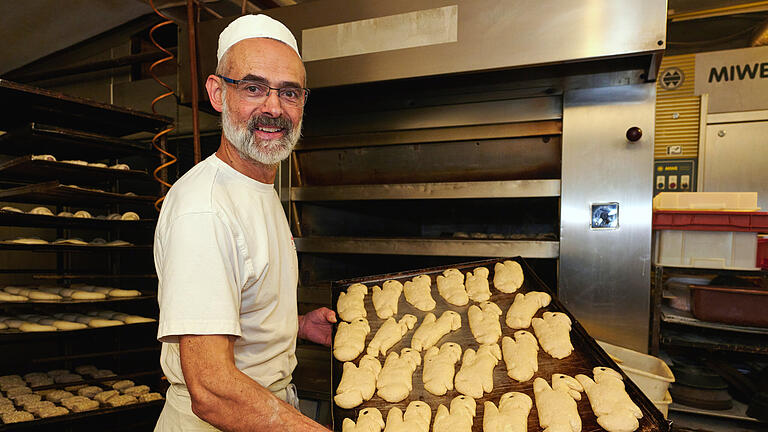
[247,114,292,132]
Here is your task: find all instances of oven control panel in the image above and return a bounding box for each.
[654,159,696,195]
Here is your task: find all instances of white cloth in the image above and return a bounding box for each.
[217,14,300,61]
[154,154,299,430]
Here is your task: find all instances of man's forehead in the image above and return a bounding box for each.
[226,38,305,82]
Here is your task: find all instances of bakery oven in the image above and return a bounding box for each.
[181,0,667,352]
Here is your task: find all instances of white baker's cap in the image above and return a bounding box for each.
[217,14,300,62]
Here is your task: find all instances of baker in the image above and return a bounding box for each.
[154,14,334,431]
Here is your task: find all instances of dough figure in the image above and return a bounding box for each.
[376,348,421,403]
[532,312,573,359]
[30,207,54,216]
[465,267,491,302]
[501,330,539,382]
[338,283,368,322]
[342,408,385,432]
[334,317,371,361]
[433,395,476,432]
[403,275,435,311]
[372,280,403,320]
[437,269,469,306]
[422,342,462,396]
[384,401,432,432]
[367,314,417,357]
[454,343,502,399]
[468,301,503,345]
[334,355,381,409]
[533,374,583,432]
[575,367,642,432]
[505,291,551,329]
[411,311,461,352]
[493,261,524,293]
[483,392,533,432]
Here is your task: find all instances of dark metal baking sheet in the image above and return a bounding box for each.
[330,257,671,432]
[0,156,149,185]
[0,181,156,206]
[0,241,151,252]
[0,209,155,229]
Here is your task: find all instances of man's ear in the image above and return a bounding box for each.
[205,74,225,113]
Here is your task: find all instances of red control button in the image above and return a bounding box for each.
[670,183,677,189]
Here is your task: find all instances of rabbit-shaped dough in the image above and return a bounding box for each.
[338,283,368,322]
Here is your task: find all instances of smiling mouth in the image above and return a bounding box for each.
[254,125,284,133]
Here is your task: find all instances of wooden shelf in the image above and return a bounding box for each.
[0,209,155,229]
[0,155,149,185]
[0,181,155,206]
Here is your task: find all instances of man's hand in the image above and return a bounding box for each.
[298,307,336,346]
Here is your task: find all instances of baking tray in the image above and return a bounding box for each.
[690,284,768,328]
[330,257,671,432]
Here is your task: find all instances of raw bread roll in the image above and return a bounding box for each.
[465,267,491,302]
[77,386,103,399]
[0,206,22,213]
[467,301,503,345]
[110,163,130,170]
[366,314,417,357]
[337,283,368,322]
[121,211,140,221]
[112,380,135,391]
[433,396,476,432]
[372,280,403,319]
[3,318,24,329]
[138,392,163,403]
[502,330,539,382]
[376,348,421,403]
[94,390,118,404]
[36,319,86,331]
[61,160,88,166]
[384,401,431,432]
[39,405,69,417]
[8,237,48,244]
[334,355,381,409]
[532,312,574,359]
[90,238,107,244]
[575,367,642,432]
[29,206,54,216]
[15,288,61,300]
[31,154,56,161]
[44,390,74,403]
[422,342,462,396]
[455,344,502,399]
[410,311,461,352]
[54,373,82,384]
[19,322,57,332]
[0,291,28,302]
[106,239,132,246]
[87,162,108,168]
[533,374,583,432]
[75,316,123,328]
[333,317,370,362]
[342,407,384,432]
[24,400,55,415]
[1,410,34,423]
[403,274,435,311]
[71,398,99,412]
[86,286,141,298]
[73,210,92,218]
[58,288,106,300]
[436,268,469,306]
[483,392,533,432]
[505,291,552,329]
[53,313,81,322]
[61,395,90,410]
[106,394,138,407]
[57,211,74,217]
[53,238,88,245]
[493,261,524,293]
[122,385,150,397]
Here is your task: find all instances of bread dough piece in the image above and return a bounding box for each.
[77,386,103,399]
[31,154,57,161]
[0,405,16,416]
[342,407,384,432]
[366,314,417,357]
[16,288,61,301]
[333,317,370,362]
[55,373,82,384]
[505,292,552,329]
[8,237,48,245]
[37,319,87,331]
[1,206,23,213]
[87,162,108,168]
[3,318,24,329]
[1,410,34,423]
[58,288,106,300]
[493,261,524,293]
[24,400,55,415]
[433,396,476,432]
[455,343,502,399]
[410,311,461,352]
[39,405,69,418]
[30,206,54,216]
[436,268,469,306]
[372,280,403,320]
[112,380,135,391]
[57,211,74,217]
[123,385,150,397]
[466,267,491,302]
[106,239,132,246]
[376,348,421,403]
[61,160,88,166]
[75,365,99,376]
[468,301,503,345]
[422,342,462,396]
[20,322,57,332]
[384,401,431,432]
[483,392,533,432]
[52,313,81,322]
[73,210,92,218]
[403,274,435,311]
[138,392,163,403]
[45,390,74,403]
[53,238,88,245]
[0,291,27,302]
[121,211,140,221]
[23,372,48,382]
[575,367,642,432]
[532,312,574,359]
[94,390,119,404]
[61,395,90,410]
[534,374,583,432]
[46,369,70,377]
[90,370,116,379]
[90,287,141,297]
[334,355,381,409]
[9,390,35,401]
[107,394,138,407]
[76,316,123,328]
[0,374,23,384]
[123,315,155,324]
[502,330,539,382]
[71,398,99,412]
[110,163,130,170]
[337,283,368,322]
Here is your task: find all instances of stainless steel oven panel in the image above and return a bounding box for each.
[560,84,655,352]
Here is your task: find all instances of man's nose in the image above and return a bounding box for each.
[259,90,283,118]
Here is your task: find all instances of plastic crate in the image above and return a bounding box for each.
[653,211,768,232]
[654,230,759,270]
[758,236,768,269]
[597,340,675,401]
[653,391,672,419]
[653,192,759,211]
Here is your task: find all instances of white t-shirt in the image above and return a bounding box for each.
[154,153,299,393]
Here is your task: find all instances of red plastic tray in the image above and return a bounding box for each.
[758,238,768,269]
[690,284,768,328]
[653,211,768,232]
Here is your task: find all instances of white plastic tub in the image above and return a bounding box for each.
[654,230,759,270]
[653,192,759,211]
[597,340,675,402]
[652,391,672,419]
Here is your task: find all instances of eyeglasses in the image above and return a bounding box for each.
[217,75,309,107]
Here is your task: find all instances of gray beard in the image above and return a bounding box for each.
[220,94,302,166]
